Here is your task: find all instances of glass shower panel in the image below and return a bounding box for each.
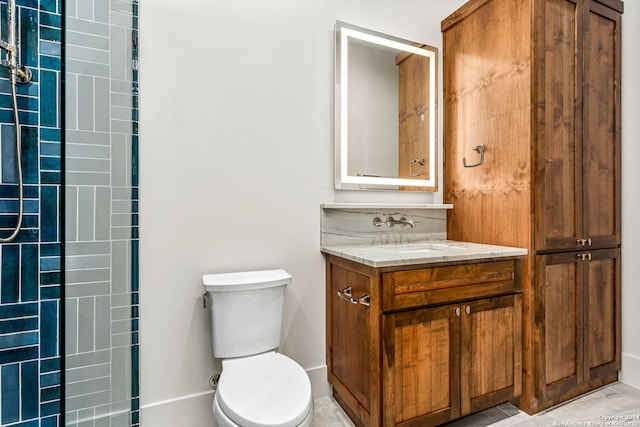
[64,0,139,425]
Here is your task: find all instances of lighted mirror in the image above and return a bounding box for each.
[335,21,438,191]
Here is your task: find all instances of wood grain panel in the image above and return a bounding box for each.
[543,261,579,384]
[536,0,581,251]
[462,295,521,415]
[585,249,620,376]
[394,318,450,422]
[586,258,614,369]
[383,304,460,426]
[444,0,532,252]
[383,261,516,311]
[330,264,372,411]
[470,307,513,396]
[582,3,621,249]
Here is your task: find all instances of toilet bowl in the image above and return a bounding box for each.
[202,269,314,427]
[212,352,313,427]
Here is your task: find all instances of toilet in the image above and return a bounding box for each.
[202,269,313,427]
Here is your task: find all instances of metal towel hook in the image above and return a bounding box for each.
[409,158,425,176]
[463,145,485,168]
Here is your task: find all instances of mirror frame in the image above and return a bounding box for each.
[334,21,438,191]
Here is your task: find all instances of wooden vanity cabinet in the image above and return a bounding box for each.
[326,255,523,427]
[442,0,622,414]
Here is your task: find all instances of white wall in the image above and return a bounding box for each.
[138,0,640,425]
[621,0,640,389]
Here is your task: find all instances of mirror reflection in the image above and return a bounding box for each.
[335,21,438,191]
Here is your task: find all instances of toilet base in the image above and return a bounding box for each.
[213,391,313,427]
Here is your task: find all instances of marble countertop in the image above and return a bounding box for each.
[321,240,528,268]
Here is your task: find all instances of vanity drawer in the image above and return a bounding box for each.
[382,260,518,312]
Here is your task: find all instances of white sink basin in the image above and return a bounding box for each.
[373,242,467,253]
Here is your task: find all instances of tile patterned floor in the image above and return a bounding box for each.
[312,382,640,427]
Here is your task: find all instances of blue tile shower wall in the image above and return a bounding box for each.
[0,0,62,426]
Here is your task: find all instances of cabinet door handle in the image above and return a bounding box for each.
[358,294,370,307]
[337,286,358,304]
[465,305,471,314]
[577,238,593,247]
[337,287,370,307]
[577,253,592,261]
[454,307,461,316]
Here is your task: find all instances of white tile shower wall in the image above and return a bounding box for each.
[64,0,138,424]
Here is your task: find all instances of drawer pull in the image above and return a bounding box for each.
[337,286,358,304]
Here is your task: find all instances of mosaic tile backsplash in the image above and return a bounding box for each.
[0,0,139,426]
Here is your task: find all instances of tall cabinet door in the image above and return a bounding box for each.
[581,1,621,250]
[535,252,583,404]
[534,0,583,252]
[536,248,620,405]
[584,248,621,383]
[536,0,622,251]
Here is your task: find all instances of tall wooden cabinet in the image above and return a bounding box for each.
[442,0,622,414]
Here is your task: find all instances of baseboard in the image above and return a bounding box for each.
[307,364,331,399]
[621,352,640,389]
[141,390,215,427]
[140,365,330,426]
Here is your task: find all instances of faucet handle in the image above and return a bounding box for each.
[398,217,414,227]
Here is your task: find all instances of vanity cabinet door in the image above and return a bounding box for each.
[382,304,461,427]
[327,259,380,426]
[460,294,522,415]
[381,294,523,426]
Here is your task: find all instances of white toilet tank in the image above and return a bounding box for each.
[202,269,291,359]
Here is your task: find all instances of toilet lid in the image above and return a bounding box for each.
[217,352,313,427]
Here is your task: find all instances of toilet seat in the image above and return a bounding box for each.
[215,352,313,427]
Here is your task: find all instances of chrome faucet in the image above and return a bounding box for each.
[373,216,417,228]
